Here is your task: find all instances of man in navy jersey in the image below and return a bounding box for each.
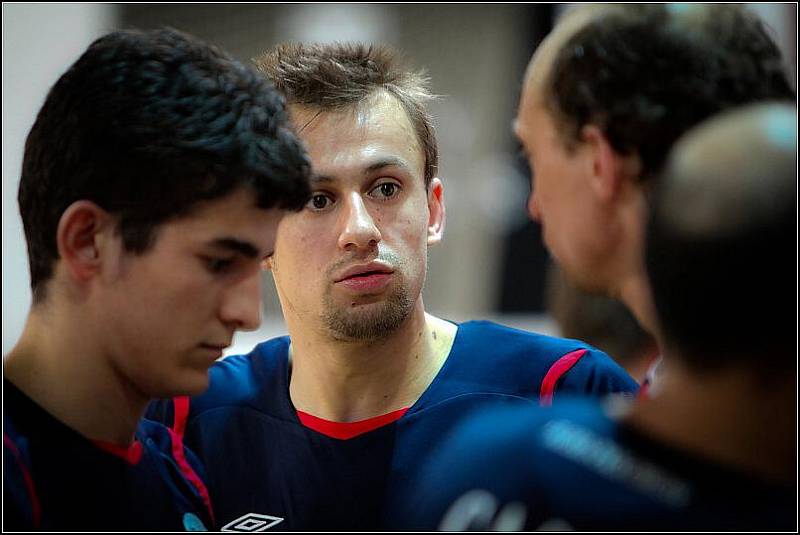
[514,4,795,351]
[406,102,797,531]
[3,28,310,531]
[148,42,637,531]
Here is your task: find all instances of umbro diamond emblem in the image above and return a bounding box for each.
[221,513,284,532]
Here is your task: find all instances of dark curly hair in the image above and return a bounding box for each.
[545,4,795,182]
[19,28,311,302]
[254,42,438,188]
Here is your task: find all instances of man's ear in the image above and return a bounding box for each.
[56,200,115,284]
[581,125,639,202]
[427,177,445,246]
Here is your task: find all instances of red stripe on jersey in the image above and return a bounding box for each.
[92,438,143,465]
[297,407,410,440]
[169,396,215,526]
[4,432,41,529]
[539,349,588,407]
[172,395,190,436]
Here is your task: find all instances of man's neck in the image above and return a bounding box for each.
[625,358,796,485]
[287,303,456,422]
[614,184,660,338]
[4,308,147,446]
[617,268,660,338]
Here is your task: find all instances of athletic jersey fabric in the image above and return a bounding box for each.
[406,397,796,531]
[3,379,215,531]
[148,320,637,530]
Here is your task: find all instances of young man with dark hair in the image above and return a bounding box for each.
[407,102,797,530]
[3,28,310,531]
[149,41,637,531]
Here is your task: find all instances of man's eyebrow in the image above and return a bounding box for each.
[365,156,412,174]
[309,157,414,186]
[310,175,336,186]
[207,238,259,258]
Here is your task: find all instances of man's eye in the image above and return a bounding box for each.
[307,194,333,211]
[206,257,235,273]
[370,182,400,199]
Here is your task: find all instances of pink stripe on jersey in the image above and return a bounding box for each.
[539,349,588,406]
[169,396,215,526]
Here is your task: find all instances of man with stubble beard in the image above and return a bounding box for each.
[149,42,637,531]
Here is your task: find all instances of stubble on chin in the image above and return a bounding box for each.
[321,283,413,342]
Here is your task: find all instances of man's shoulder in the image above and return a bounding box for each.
[209,336,290,390]
[456,320,593,359]
[453,320,636,392]
[148,335,290,423]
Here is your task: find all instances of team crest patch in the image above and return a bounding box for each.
[221,513,284,532]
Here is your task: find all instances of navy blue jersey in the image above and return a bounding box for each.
[3,379,215,531]
[407,398,796,531]
[148,320,637,530]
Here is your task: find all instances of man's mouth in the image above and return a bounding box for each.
[334,261,395,283]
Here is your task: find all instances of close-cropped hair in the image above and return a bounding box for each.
[545,4,795,181]
[19,28,311,302]
[254,42,438,187]
[644,105,796,372]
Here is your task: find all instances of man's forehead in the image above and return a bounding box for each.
[288,91,411,133]
[288,94,423,178]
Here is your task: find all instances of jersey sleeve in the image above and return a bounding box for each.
[549,348,639,402]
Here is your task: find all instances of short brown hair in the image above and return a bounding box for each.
[254,42,438,187]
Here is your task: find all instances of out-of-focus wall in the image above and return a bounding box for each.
[2,3,115,354]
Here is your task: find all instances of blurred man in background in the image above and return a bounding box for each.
[412,101,797,531]
[516,4,794,337]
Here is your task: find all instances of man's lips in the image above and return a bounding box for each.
[333,262,395,293]
[334,262,395,283]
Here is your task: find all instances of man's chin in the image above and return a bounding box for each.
[324,302,411,342]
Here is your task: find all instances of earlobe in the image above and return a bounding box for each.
[56,201,113,284]
[427,178,446,246]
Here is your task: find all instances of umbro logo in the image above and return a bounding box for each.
[221,513,284,532]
